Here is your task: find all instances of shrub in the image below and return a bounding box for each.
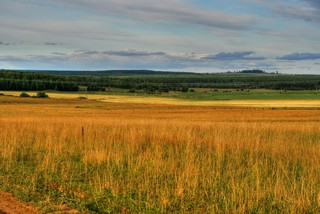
[36,91,49,98]
[77,96,87,100]
[20,92,31,97]
[162,88,169,93]
[181,86,189,92]
[128,89,136,93]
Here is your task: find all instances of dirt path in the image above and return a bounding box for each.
[0,191,38,214]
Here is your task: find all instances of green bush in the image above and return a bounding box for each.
[19,92,31,97]
[36,91,49,98]
[128,89,136,93]
[77,96,87,100]
[181,86,189,92]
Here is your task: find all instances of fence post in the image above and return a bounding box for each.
[82,126,85,145]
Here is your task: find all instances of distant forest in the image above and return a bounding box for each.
[0,69,319,92]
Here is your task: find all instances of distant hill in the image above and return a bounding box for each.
[9,69,278,76]
[18,69,198,76]
[238,69,265,74]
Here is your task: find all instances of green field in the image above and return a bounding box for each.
[65,89,320,101]
[161,89,320,101]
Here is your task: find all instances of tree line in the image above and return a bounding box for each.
[0,70,319,92]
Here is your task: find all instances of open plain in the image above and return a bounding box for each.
[0,94,320,213]
[2,0,320,212]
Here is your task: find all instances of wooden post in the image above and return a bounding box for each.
[82,126,85,145]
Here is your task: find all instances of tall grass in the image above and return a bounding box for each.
[0,97,319,213]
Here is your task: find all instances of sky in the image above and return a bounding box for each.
[0,0,320,73]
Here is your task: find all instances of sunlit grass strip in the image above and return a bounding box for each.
[2,90,320,107]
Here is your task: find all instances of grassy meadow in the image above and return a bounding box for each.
[0,94,320,213]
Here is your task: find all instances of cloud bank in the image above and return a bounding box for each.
[0,49,269,71]
[0,41,11,46]
[202,51,265,61]
[278,53,320,60]
[44,42,63,46]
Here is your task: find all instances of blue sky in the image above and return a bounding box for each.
[0,0,320,73]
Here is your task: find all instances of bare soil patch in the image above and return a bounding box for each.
[0,191,38,214]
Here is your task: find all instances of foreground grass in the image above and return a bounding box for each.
[0,96,320,213]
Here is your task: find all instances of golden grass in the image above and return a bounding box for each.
[0,96,320,212]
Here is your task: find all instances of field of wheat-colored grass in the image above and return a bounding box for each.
[0,96,320,213]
